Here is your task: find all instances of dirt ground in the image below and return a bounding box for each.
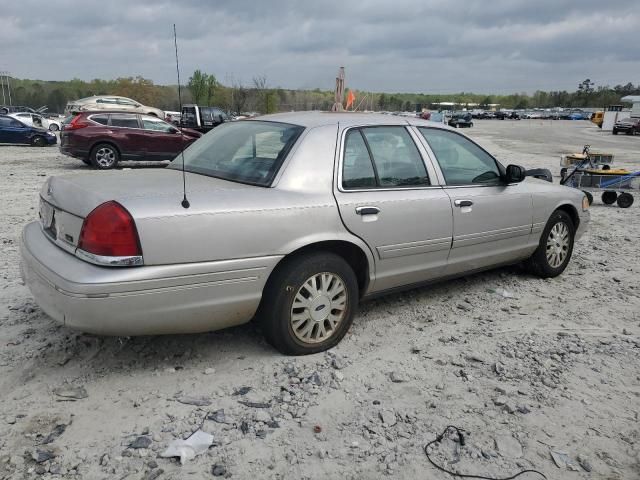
[0,120,638,480]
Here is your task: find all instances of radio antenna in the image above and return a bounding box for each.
[173,24,190,209]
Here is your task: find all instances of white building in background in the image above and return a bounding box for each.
[621,96,640,117]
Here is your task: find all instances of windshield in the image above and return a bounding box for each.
[168,120,304,186]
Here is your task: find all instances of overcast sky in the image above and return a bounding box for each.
[1,0,638,93]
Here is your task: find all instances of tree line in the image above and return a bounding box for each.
[3,74,639,114]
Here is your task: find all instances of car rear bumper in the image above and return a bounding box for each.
[60,145,88,159]
[20,221,281,336]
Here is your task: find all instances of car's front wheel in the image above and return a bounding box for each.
[91,143,120,169]
[525,210,575,278]
[260,252,358,355]
[31,136,47,147]
[49,124,59,132]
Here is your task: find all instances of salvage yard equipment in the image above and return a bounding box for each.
[560,145,639,208]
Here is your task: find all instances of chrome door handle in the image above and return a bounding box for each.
[355,206,380,215]
[454,199,473,207]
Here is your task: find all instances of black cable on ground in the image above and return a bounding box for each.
[424,425,547,480]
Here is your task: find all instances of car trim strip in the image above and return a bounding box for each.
[377,236,452,259]
[453,225,531,248]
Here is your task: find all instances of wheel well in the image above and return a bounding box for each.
[277,241,370,296]
[147,112,158,117]
[556,204,579,230]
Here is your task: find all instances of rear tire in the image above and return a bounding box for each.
[90,143,119,169]
[617,193,634,208]
[612,129,618,135]
[525,210,575,278]
[49,124,59,132]
[259,252,359,355]
[31,136,46,147]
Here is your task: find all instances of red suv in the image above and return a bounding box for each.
[61,112,202,169]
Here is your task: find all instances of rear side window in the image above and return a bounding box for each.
[109,115,139,128]
[89,114,109,125]
[142,117,175,132]
[342,126,429,189]
[342,130,376,189]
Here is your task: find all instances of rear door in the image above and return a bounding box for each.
[107,114,146,160]
[416,127,532,275]
[334,125,453,293]
[140,116,184,160]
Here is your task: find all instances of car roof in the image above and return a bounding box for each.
[251,111,447,129]
[73,95,133,102]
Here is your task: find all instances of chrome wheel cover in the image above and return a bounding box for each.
[546,221,570,268]
[290,272,347,344]
[95,147,116,167]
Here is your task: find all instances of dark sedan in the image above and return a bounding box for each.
[0,115,57,146]
[447,113,473,128]
[612,117,640,135]
[60,112,202,169]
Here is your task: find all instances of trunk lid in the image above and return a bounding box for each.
[39,168,265,262]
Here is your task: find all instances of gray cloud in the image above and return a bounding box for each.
[1,0,638,93]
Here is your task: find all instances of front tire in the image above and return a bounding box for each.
[49,124,59,132]
[259,252,358,355]
[31,136,46,147]
[90,143,119,169]
[525,210,575,278]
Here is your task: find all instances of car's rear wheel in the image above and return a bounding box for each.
[259,252,358,355]
[31,136,46,147]
[525,210,575,278]
[49,124,59,132]
[612,129,618,135]
[91,143,119,169]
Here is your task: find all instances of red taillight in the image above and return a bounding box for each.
[78,201,142,257]
[65,115,89,130]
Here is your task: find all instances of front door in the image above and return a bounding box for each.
[334,125,453,293]
[140,116,184,160]
[416,127,532,275]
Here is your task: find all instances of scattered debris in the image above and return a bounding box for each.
[176,395,212,407]
[238,400,271,409]
[129,436,152,449]
[32,449,57,463]
[53,385,88,401]
[577,453,593,472]
[160,430,214,464]
[211,464,227,476]
[232,386,252,396]
[390,371,408,383]
[494,434,523,458]
[550,450,579,471]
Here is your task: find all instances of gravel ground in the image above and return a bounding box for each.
[0,120,639,479]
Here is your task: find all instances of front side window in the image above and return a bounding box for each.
[342,126,429,189]
[142,116,175,132]
[419,128,501,185]
[109,114,139,128]
[168,120,304,186]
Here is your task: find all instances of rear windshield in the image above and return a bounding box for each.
[168,120,304,186]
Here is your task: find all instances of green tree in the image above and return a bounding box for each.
[188,70,207,104]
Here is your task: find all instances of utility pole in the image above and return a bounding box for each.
[0,71,12,106]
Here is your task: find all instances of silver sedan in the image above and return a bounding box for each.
[20,112,590,355]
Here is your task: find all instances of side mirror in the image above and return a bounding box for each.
[505,164,525,183]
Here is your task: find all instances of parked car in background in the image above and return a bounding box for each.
[448,112,473,128]
[0,115,57,146]
[60,112,201,168]
[65,96,164,118]
[180,105,228,133]
[612,117,640,135]
[21,112,589,355]
[8,112,62,131]
[0,105,37,115]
